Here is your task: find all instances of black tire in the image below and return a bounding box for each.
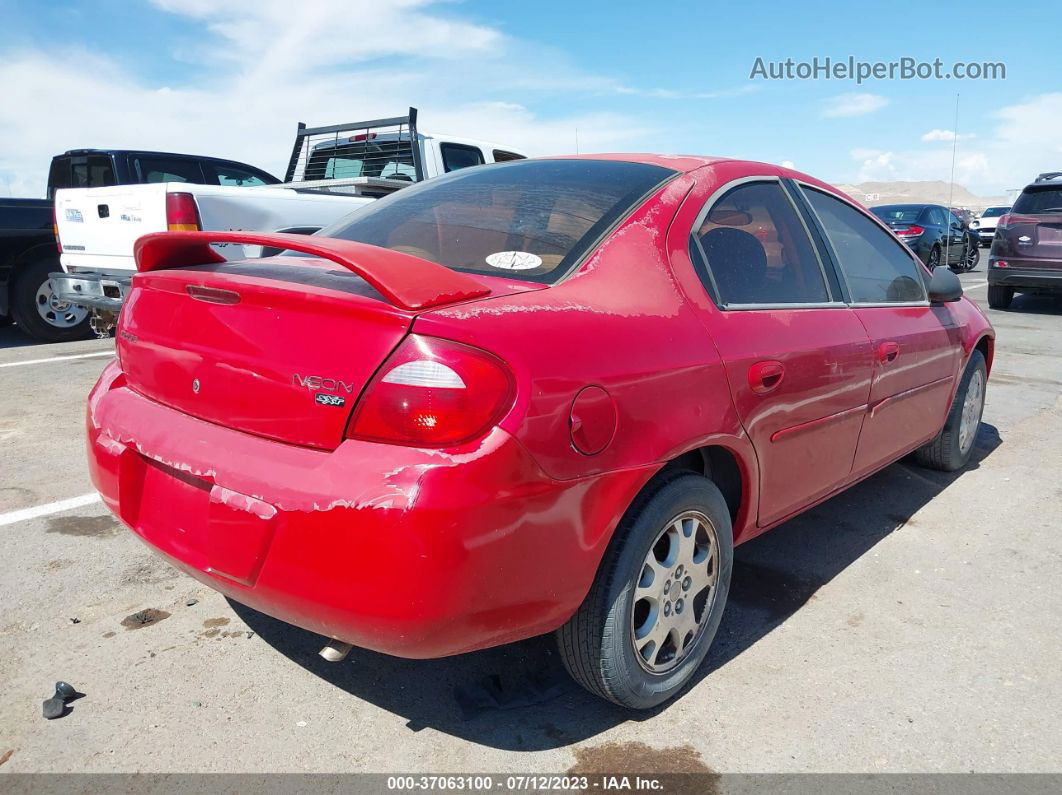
[926,245,941,269]
[962,242,980,271]
[915,350,987,472]
[10,257,91,343]
[556,472,733,710]
[987,284,1013,309]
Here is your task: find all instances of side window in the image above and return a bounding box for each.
[87,156,116,188]
[492,149,525,162]
[804,188,927,303]
[213,163,270,187]
[691,181,830,306]
[927,207,946,226]
[137,158,207,184]
[440,143,485,173]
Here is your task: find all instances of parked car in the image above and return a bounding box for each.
[869,203,979,271]
[0,149,279,342]
[951,207,975,227]
[86,156,993,710]
[987,175,1062,308]
[53,109,526,337]
[972,206,1011,247]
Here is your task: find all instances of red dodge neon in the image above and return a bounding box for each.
[87,155,993,709]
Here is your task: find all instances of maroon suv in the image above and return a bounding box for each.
[988,175,1062,308]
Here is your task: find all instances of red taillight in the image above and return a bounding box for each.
[897,224,924,236]
[53,204,62,253]
[995,260,1009,268]
[347,335,514,447]
[166,192,201,232]
[996,214,1011,231]
[349,132,378,142]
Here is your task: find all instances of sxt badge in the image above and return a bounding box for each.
[315,393,346,407]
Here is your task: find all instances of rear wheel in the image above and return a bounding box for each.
[10,257,91,343]
[556,472,733,710]
[915,350,987,472]
[987,284,1013,309]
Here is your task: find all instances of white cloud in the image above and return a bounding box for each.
[921,129,976,143]
[0,1,669,196]
[821,93,889,118]
[839,93,1062,194]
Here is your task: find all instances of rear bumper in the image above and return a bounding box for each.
[87,363,652,658]
[988,260,1062,290]
[50,271,132,311]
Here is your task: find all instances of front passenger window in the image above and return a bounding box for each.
[690,181,830,306]
[803,188,927,303]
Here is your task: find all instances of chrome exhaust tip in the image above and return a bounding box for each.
[318,639,354,662]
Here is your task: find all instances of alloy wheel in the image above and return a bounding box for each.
[631,510,721,673]
[958,369,985,455]
[35,280,88,329]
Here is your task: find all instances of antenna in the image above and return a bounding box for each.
[944,93,959,268]
[575,127,580,155]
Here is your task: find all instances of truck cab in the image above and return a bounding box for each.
[1,149,280,342]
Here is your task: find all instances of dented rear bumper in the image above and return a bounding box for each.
[87,362,652,658]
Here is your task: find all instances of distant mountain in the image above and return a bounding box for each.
[834,181,1011,213]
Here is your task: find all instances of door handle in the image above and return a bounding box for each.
[748,361,785,394]
[878,341,900,364]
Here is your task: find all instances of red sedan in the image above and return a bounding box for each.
[87,155,993,709]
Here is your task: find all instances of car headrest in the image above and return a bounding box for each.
[701,227,768,303]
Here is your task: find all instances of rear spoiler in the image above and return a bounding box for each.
[133,231,491,311]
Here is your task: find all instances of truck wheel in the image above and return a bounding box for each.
[987,285,1013,309]
[915,350,987,472]
[556,472,733,709]
[10,258,91,343]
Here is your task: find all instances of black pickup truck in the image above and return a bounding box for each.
[0,149,278,342]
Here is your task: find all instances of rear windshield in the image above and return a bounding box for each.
[870,206,923,223]
[1013,187,1062,215]
[305,139,416,181]
[318,159,676,284]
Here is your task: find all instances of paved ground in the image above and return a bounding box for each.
[1,268,1060,774]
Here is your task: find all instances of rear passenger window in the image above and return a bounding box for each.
[803,188,927,303]
[691,181,830,306]
[137,158,207,184]
[440,143,485,173]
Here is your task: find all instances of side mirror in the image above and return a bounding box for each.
[928,266,963,303]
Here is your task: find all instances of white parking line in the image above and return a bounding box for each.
[0,493,102,527]
[964,280,989,289]
[0,351,114,369]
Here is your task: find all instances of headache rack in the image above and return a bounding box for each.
[283,108,424,195]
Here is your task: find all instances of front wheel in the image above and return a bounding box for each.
[556,472,733,710]
[962,241,980,271]
[926,245,941,269]
[915,350,987,472]
[11,257,91,343]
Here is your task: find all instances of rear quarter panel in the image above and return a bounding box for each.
[414,173,758,535]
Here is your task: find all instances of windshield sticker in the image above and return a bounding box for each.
[485,251,543,271]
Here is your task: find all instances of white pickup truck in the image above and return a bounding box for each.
[53,109,525,335]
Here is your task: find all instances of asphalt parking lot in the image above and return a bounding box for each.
[1,268,1060,774]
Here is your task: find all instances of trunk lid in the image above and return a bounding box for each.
[117,259,418,450]
[117,241,544,450]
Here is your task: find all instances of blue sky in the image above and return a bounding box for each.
[1,0,1059,196]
